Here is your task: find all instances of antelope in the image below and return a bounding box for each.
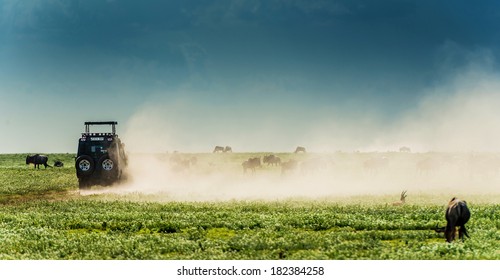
[392,190,407,206]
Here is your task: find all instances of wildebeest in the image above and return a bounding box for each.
[169,155,193,173]
[294,146,306,153]
[363,156,388,173]
[223,146,233,153]
[242,157,261,173]
[416,157,441,175]
[171,160,191,173]
[213,146,225,153]
[391,190,407,206]
[26,154,50,169]
[263,154,281,166]
[281,159,298,175]
[54,161,64,167]
[442,197,471,242]
[300,157,327,174]
[399,146,411,153]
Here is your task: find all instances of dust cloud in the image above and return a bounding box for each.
[89,65,500,201]
[84,150,500,201]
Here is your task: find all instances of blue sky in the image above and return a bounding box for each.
[1,0,500,153]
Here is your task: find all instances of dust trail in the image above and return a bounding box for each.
[81,151,500,201]
[86,59,500,201]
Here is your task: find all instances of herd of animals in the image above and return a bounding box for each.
[25,154,64,169]
[23,145,474,243]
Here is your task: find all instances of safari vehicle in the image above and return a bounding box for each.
[75,121,128,189]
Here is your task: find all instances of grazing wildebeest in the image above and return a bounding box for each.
[169,155,192,173]
[300,157,327,174]
[26,154,50,169]
[416,157,440,175]
[281,159,298,175]
[363,156,388,173]
[294,146,306,153]
[223,146,233,153]
[54,161,64,167]
[399,146,411,153]
[242,157,261,173]
[391,190,407,206]
[213,146,225,153]
[263,154,281,166]
[441,197,471,242]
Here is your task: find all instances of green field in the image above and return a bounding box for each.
[0,153,499,260]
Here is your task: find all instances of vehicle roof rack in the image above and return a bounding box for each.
[84,121,118,135]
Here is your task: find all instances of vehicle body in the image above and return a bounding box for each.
[75,121,128,189]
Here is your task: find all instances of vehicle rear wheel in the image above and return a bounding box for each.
[98,155,119,182]
[75,155,95,177]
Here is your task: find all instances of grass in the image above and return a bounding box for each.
[0,153,499,260]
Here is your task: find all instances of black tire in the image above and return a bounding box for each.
[75,155,95,177]
[98,155,119,182]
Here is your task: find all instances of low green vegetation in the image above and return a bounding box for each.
[0,153,499,259]
[0,154,76,200]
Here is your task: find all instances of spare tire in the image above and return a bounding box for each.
[75,155,94,177]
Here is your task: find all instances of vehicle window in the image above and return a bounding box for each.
[91,146,104,153]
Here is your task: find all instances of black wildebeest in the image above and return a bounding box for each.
[416,157,441,175]
[281,159,298,175]
[26,154,50,169]
[436,197,471,242]
[223,146,233,153]
[213,146,225,153]
[294,146,306,153]
[363,156,388,174]
[170,157,191,173]
[399,146,411,153]
[300,157,327,174]
[263,154,281,166]
[242,157,261,173]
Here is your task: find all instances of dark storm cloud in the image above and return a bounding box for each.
[1,0,194,95]
[2,0,500,152]
[3,0,499,53]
